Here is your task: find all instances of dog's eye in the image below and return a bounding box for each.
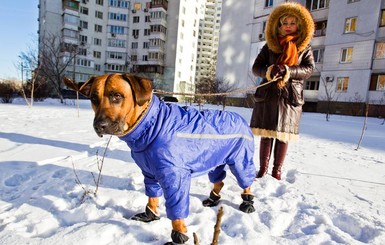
[110,92,123,103]
[90,94,99,105]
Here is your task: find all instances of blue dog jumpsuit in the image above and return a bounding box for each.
[119,95,256,220]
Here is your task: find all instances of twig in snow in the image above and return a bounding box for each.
[71,136,112,204]
[211,206,224,245]
[193,232,200,245]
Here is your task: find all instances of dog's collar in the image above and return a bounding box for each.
[120,94,152,137]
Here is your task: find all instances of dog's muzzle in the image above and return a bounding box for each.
[93,118,123,137]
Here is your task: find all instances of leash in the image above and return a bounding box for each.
[153,80,276,97]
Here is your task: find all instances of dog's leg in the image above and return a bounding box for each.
[202,181,224,207]
[131,197,160,222]
[170,219,189,244]
[240,187,255,213]
[147,197,159,213]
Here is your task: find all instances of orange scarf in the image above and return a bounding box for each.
[276,34,298,66]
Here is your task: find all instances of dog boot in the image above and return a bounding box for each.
[131,205,160,223]
[170,230,189,244]
[239,194,255,213]
[202,190,221,207]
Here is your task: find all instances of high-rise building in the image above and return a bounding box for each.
[217,0,385,116]
[38,0,207,98]
[195,0,222,83]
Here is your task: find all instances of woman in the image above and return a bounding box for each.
[251,2,315,180]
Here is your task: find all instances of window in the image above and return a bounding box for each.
[63,14,79,26]
[96,0,104,5]
[95,24,103,32]
[80,6,88,15]
[142,55,148,61]
[306,0,329,11]
[78,48,87,56]
[94,38,102,46]
[314,21,327,36]
[143,42,149,49]
[108,39,126,48]
[375,42,385,59]
[145,16,150,22]
[93,51,101,58]
[337,77,349,92]
[95,11,103,19]
[109,12,127,21]
[133,16,140,23]
[132,42,138,49]
[305,80,319,90]
[80,20,88,29]
[109,0,129,8]
[107,51,124,60]
[144,29,150,36]
[110,25,125,34]
[134,3,141,10]
[344,17,357,33]
[340,47,353,63]
[265,0,273,8]
[95,64,101,71]
[313,48,324,63]
[132,29,139,37]
[79,35,88,44]
[370,74,385,91]
[381,10,385,27]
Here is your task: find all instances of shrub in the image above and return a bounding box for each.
[0,80,20,103]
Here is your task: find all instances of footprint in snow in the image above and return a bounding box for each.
[4,174,30,187]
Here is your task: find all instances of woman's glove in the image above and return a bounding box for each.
[270,64,286,79]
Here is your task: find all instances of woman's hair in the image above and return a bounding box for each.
[278,14,302,33]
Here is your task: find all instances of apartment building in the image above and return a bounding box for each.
[37,0,205,96]
[217,0,385,116]
[195,0,223,83]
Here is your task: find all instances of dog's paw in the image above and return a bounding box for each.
[202,190,221,207]
[131,206,160,223]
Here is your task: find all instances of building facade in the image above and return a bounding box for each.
[216,0,385,116]
[38,0,207,97]
[195,0,223,83]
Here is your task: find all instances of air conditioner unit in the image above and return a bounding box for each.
[326,76,334,82]
[132,9,136,13]
[80,41,85,46]
[78,26,82,31]
[144,8,148,12]
[111,33,116,37]
[133,35,138,39]
[259,33,265,40]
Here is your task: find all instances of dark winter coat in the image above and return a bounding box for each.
[119,95,256,220]
[250,2,315,142]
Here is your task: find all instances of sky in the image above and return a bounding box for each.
[0,0,39,80]
[0,98,384,244]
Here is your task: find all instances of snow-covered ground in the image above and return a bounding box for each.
[0,98,384,245]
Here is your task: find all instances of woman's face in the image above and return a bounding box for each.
[279,16,298,36]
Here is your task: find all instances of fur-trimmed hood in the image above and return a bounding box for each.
[265,2,314,53]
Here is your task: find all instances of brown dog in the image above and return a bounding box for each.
[64,73,256,244]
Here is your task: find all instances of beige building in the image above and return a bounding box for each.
[216,0,385,116]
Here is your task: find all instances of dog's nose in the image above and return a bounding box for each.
[93,120,109,137]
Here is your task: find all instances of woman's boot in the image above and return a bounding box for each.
[256,138,273,178]
[272,140,288,180]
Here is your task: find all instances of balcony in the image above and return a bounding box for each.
[150,0,168,11]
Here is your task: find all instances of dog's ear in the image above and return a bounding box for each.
[122,74,152,106]
[78,77,96,98]
[63,76,95,98]
[63,77,79,91]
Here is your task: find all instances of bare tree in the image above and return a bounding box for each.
[320,75,338,121]
[38,32,82,103]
